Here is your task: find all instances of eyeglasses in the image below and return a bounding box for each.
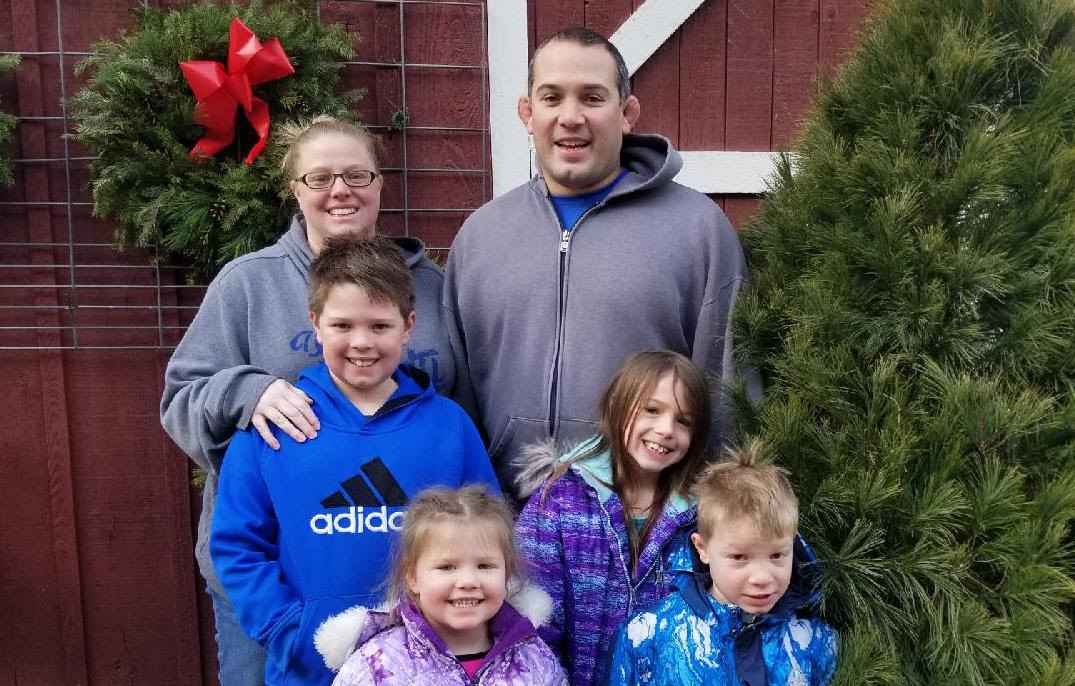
[293,170,379,190]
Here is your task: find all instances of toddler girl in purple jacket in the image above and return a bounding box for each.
[315,485,567,685]
[514,351,713,686]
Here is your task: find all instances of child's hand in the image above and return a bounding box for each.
[251,379,319,449]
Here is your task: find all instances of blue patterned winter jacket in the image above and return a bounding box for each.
[605,536,837,685]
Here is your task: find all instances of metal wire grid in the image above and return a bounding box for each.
[0,0,489,350]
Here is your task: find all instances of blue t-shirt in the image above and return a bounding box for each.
[550,169,629,231]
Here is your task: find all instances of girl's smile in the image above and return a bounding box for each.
[623,372,693,486]
[407,521,508,656]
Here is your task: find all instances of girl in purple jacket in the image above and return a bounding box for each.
[514,351,713,686]
[315,485,567,685]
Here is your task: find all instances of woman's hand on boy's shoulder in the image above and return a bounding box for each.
[251,379,319,450]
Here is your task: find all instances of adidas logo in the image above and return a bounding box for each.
[310,457,408,535]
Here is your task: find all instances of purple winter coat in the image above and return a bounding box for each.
[514,442,697,686]
[320,600,567,686]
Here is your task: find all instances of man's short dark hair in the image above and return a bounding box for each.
[308,236,414,318]
[528,26,631,103]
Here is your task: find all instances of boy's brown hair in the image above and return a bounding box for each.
[308,236,414,317]
[693,438,799,539]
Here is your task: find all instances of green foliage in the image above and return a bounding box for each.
[735,0,1075,681]
[70,1,359,278]
[0,54,19,186]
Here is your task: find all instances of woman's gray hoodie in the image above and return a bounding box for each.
[160,216,454,591]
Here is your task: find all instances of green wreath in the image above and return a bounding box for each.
[0,54,18,186]
[71,1,359,277]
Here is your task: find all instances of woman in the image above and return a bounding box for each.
[160,116,455,685]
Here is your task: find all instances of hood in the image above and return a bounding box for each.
[677,533,823,620]
[569,438,692,514]
[675,534,824,686]
[281,215,315,278]
[614,133,682,194]
[295,363,434,431]
[388,235,428,270]
[511,437,586,499]
[314,584,554,672]
[513,436,692,514]
[530,133,682,201]
[284,214,430,272]
[313,601,396,673]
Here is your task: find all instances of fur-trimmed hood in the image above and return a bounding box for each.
[511,438,584,500]
[315,583,554,672]
[513,437,692,515]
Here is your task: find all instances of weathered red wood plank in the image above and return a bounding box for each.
[404,129,484,172]
[66,351,200,685]
[0,0,14,49]
[60,0,136,52]
[0,354,69,684]
[9,1,88,683]
[726,0,775,150]
[377,211,405,238]
[406,211,472,252]
[379,169,404,210]
[404,67,484,129]
[773,0,820,148]
[404,3,483,66]
[532,0,584,43]
[820,0,873,76]
[584,0,631,39]
[320,1,396,64]
[679,0,728,151]
[724,196,763,230]
[528,0,538,51]
[630,20,680,146]
[340,64,402,129]
[407,171,485,213]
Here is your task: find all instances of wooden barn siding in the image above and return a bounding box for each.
[0,0,870,682]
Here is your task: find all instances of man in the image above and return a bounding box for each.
[444,26,753,496]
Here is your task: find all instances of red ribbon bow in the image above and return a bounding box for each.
[180,18,295,165]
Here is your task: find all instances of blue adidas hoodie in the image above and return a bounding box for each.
[210,363,498,686]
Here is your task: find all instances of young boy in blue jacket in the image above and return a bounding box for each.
[606,440,837,685]
[210,236,499,686]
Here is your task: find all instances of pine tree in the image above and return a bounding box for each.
[0,54,19,186]
[732,0,1075,683]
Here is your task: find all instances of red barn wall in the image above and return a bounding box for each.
[0,0,870,682]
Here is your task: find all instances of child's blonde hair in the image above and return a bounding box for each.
[543,350,711,564]
[388,485,521,607]
[693,438,798,539]
[279,115,381,182]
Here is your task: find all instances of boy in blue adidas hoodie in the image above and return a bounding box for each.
[606,440,837,685]
[210,237,498,686]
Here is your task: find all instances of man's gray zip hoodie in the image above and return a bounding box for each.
[444,134,756,496]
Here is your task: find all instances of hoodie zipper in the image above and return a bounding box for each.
[542,164,635,435]
[546,202,604,435]
[548,227,570,428]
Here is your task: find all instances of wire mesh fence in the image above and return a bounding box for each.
[0,0,489,350]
